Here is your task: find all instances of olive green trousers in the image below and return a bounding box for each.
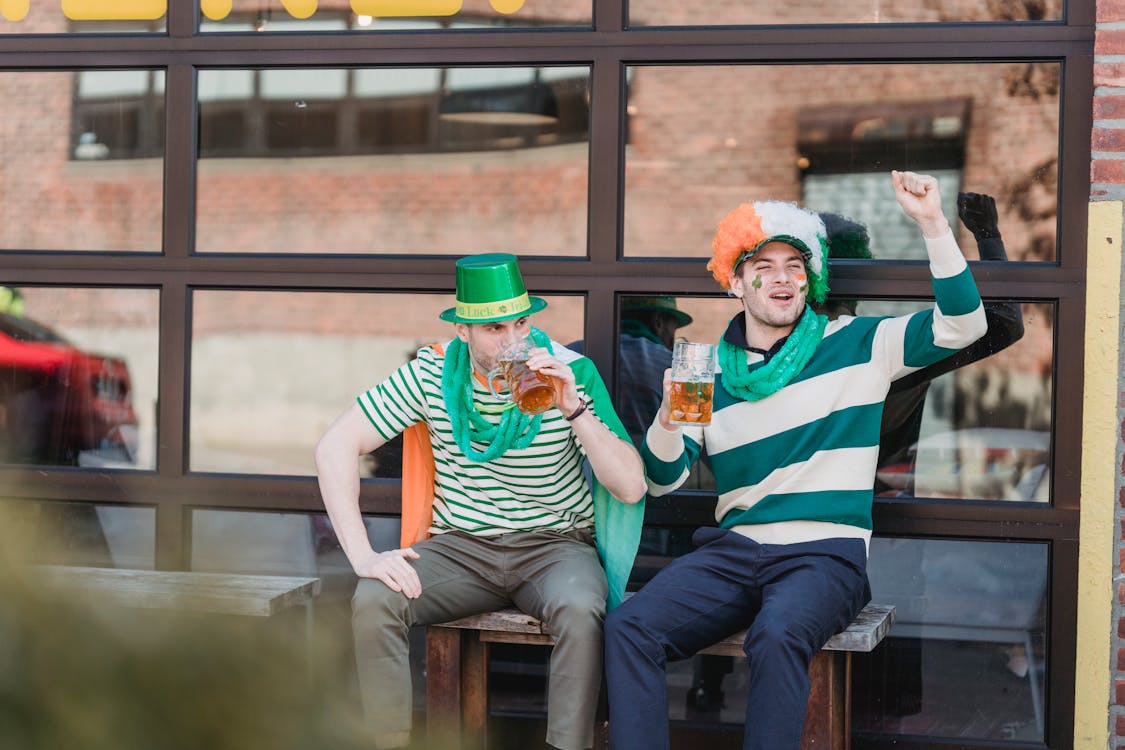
[352,529,607,750]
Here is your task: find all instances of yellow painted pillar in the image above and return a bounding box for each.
[1075,199,1123,749]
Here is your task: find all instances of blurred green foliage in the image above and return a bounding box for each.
[0,502,371,750]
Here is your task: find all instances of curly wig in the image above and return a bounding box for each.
[707,200,830,304]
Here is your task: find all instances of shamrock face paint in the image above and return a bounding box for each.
[751,275,763,289]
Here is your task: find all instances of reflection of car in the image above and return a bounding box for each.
[875,427,1050,501]
[0,313,137,465]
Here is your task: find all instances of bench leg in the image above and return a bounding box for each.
[426,626,490,750]
[800,651,849,750]
[461,632,489,746]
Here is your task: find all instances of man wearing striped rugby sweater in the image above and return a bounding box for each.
[603,171,988,750]
[316,254,646,750]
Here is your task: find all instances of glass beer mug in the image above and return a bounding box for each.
[487,339,559,415]
[669,341,716,426]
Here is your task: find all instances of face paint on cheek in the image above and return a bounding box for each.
[752,275,763,290]
[797,273,808,294]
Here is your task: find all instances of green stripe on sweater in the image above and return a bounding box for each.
[719,489,874,530]
[709,402,884,488]
[933,267,981,316]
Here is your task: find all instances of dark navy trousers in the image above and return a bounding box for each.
[604,528,869,750]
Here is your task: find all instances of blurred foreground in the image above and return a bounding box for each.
[0,504,373,750]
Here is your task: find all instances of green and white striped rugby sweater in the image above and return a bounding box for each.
[358,340,609,536]
[642,231,988,551]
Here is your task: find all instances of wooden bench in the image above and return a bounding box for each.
[33,565,322,668]
[426,601,894,750]
[34,565,321,617]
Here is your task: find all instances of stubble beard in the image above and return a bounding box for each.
[745,296,804,331]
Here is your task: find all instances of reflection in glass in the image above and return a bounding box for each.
[0,287,158,470]
[189,290,584,475]
[196,66,590,255]
[623,63,1059,262]
[198,5,589,32]
[627,296,1052,502]
[630,0,1061,25]
[855,538,1048,742]
[0,12,165,34]
[1,499,155,569]
[0,70,164,252]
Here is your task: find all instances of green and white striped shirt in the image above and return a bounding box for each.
[643,231,988,551]
[358,340,605,536]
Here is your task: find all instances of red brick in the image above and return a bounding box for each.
[1096,62,1125,88]
[1117,713,1125,736]
[1098,29,1125,55]
[1118,680,1125,705]
[1096,95,1125,120]
[1118,648,1125,671]
[1094,127,1125,152]
[1094,159,1125,183]
[1098,0,1125,22]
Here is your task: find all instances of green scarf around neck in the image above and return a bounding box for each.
[718,306,827,402]
[442,327,553,463]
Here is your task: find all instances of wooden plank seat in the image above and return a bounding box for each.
[33,565,322,618]
[32,565,322,675]
[426,601,895,750]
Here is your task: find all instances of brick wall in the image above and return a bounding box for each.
[1096,0,1125,201]
[1101,0,1125,742]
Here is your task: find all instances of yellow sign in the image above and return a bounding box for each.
[199,0,232,21]
[0,0,28,21]
[202,0,316,20]
[350,0,462,16]
[281,0,317,19]
[0,0,526,23]
[62,0,166,20]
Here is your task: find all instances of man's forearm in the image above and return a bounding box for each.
[315,439,377,569]
[924,230,988,350]
[568,410,646,504]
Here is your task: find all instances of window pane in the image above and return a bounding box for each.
[2,499,155,569]
[189,509,419,732]
[189,290,585,475]
[630,0,1062,25]
[0,70,164,251]
[855,538,1048,743]
[619,295,1054,502]
[199,4,590,32]
[196,67,590,255]
[623,64,1060,262]
[0,287,158,470]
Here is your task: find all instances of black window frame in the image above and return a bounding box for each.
[0,1,1093,747]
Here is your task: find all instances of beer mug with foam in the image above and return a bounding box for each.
[486,339,559,415]
[669,341,716,425]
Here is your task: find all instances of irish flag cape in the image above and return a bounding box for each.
[399,340,644,610]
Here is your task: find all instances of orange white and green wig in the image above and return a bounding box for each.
[707,200,831,304]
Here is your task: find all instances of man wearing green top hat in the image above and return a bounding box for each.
[316,253,647,750]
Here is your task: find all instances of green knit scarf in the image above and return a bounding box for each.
[718,306,827,402]
[442,327,554,463]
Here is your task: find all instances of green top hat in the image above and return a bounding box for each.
[439,253,548,324]
[620,296,692,328]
